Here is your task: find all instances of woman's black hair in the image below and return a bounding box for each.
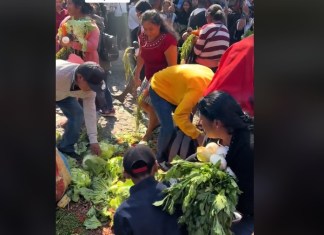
[206,4,226,25]
[141,9,180,40]
[135,0,153,14]
[198,91,253,134]
[71,0,94,15]
[181,0,193,12]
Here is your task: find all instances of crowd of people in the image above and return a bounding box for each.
[56,0,254,234]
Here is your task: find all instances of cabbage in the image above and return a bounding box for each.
[106,156,124,180]
[108,179,133,210]
[70,168,91,188]
[99,141,118,160]
[82,154,107,176]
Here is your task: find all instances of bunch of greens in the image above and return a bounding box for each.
[180,34,196,62]
[122,47,136,81]
[56,47,74,60]
[153,159,241,235]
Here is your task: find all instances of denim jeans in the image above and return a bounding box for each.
[56,97,84,152]
[231,215,254,235]
[95,87,114,111]
[149,88,176,163]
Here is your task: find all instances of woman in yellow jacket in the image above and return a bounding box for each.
[149,64,213,170]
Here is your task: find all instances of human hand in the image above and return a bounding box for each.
[134,74,141,87]
[90,143,101,155]
[182,31,190,41]
[169,3,175,13]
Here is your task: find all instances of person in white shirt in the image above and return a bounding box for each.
[128,0,141,44]
[56,59,106,159]
[160,0,176,28]
[105,3,129,49]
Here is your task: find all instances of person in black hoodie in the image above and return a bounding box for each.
[113,145,187,235]
[197,91,254,235]
[187,0,208,29]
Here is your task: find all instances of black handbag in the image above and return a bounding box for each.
[98,32,119,62]
[186,23,223,64]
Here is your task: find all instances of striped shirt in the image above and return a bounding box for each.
[194,22,230,68]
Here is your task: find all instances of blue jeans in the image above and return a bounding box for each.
[96,87,113,111]
[231,215,254,235]
[56,97,84,152]
[149,88,176,163]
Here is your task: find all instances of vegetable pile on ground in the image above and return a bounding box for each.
[154,159,241,235]
[56,128,159,234]
[66,140,133,230]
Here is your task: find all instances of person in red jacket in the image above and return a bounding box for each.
[204,34,254,117]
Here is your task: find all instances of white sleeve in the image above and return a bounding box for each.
[82,93,98,144]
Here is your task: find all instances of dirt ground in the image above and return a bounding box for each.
[56,49,148,235]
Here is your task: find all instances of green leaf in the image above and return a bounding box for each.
[86,207,96,217]
[214,193,227,212]
[153,197,166,207]
[70,168,91,188]
[82,154,107,176]
[74,141,88,155]
[71,188,80,202]
[83,215,102,230]
[79,187,94,201]
[99,141,118,160]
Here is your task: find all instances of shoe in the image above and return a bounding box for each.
[158,161,172,172]
[58,149,82,161]
[99,108,116,117]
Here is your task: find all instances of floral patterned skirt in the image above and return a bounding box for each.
[137,78,151,105]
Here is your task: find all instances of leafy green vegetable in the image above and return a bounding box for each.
[70,168,91,188]
[154,159,241,235]
[66,156,78,169]
[74,141,88,155]
[180,34,196,62]
[99,141,118,160]
[86,206,97,217]
[83,215,102,230]
[106,156,124,180]
[82,154,107,176]
[122,47,136,81]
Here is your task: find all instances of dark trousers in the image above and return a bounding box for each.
[56,97,84,152]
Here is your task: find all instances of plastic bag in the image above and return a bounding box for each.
[56,148,71,202]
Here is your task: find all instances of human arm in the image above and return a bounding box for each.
[134,48,144,87]
[82,93,101,155]
[173,91,203,140]
[236,1,250,31]
[164,44,178,66]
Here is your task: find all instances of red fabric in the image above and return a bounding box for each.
[139,33,177,80]
[204,35,254,116]
[56,9,68,34]
[56,163,65,201]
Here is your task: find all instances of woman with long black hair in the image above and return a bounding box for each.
[197,91,254,235]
